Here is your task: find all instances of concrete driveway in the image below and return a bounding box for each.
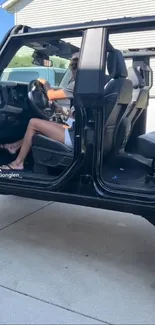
[0,195,155,324]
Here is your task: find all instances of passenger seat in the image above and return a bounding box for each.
[116,66,149,153]
[103,49,133,155]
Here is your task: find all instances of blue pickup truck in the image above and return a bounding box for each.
[0,66,66,86]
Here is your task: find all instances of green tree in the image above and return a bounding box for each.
[8,56,33,68]
[8,55,69,69]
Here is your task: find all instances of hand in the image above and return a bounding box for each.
[37,78,47,85]
[37,79,51,93]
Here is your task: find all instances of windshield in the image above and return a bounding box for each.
[0,32,82,89]
[0,45,68,86]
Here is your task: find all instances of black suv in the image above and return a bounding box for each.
[0,16,155,227]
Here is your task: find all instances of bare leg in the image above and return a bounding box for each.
[1,118,65,170]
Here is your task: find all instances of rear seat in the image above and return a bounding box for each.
[138,132,155,183]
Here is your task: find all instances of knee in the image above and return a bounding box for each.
[28,118,39,130]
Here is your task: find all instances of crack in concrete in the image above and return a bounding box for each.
[0,284,110,324]
[0,201,54,232]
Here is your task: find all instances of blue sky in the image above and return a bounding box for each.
[0,0,14,41]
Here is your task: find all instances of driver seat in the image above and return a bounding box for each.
[32,132,74,173]
[32,49,132,174]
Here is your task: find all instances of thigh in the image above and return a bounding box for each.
[32,119,65,143]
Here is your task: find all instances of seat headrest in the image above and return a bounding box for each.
[107,49,127,79]
[128,66,145,88]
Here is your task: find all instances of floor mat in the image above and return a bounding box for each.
[102,161,155,191]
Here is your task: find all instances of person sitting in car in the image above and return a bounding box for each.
[0,52,79,171]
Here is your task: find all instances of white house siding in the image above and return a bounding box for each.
[13,0,155,48]
[8,0,155,128]
[12,0,155,49]
[12,0,155,28]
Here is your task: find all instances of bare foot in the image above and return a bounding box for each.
[0,140,22,154]
[0,144,14,153]
[0,160,24,170]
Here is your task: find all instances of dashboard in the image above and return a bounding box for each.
[0,81,31,142]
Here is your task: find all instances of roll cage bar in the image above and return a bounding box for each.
[19,15,155,35]
[1,15,155,60]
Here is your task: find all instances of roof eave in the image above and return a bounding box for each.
[1,0,20,12]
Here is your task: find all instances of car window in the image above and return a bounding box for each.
[6,70,39,82]
[0,70,8,81]
[55,71,66,86]
[0,44,73,87]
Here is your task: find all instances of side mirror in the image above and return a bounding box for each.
[43,59,53,67]
[32,50,53,67]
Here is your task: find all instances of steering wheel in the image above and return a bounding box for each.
[28,80,55,120]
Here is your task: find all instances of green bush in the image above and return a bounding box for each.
[50,55,69,68]
[8,56,33,68]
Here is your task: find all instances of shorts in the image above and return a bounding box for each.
[64,128,73,148]
[66,117,74,128]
